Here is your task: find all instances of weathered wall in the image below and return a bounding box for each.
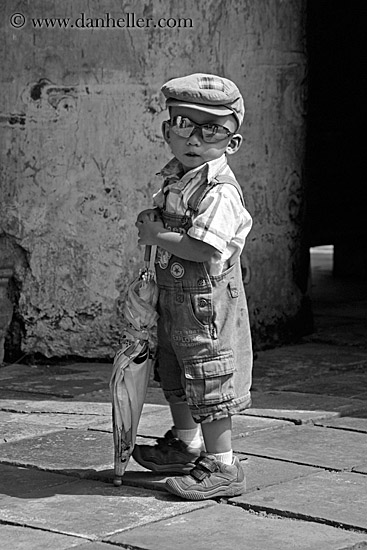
[0,0,308,359]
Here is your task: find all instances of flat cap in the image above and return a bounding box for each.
[161,73,245,129]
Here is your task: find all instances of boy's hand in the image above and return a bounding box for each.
[135,210,164,246]
[136,208,160,224]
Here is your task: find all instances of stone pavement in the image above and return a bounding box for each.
[1,248,367,550]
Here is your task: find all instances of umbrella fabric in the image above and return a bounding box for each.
[110,339,150,482]
[110,252,158,486]
[124,274,159,347]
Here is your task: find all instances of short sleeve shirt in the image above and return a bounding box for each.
[153,155,252,275]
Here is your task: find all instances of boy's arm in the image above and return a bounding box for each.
[136,218,217,262]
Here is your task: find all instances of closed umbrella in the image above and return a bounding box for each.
[110,246,158,486]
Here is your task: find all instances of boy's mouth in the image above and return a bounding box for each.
[185,152,200,157]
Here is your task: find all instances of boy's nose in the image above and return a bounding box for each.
[186,127,202,145]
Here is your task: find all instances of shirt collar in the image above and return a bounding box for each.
[158,154,228,186]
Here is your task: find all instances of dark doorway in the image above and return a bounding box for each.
[306,0,366,280]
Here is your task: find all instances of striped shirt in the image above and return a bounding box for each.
[153,155,252,275]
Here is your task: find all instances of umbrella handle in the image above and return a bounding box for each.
[144,245,151,264]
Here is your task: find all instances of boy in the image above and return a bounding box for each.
[133,73,253,500]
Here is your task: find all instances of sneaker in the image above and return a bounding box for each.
[164,454,246,500]
[132,429,199,474]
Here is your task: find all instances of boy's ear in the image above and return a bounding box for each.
[162,120,171,144]
[226,134,243,155]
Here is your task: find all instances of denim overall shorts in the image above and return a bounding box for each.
[155,176,253,423]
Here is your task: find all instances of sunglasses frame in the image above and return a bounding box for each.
[169,115,234,143]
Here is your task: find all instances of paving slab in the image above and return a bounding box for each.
[0,463,79,496]
[0,363,112,399]
[107,502,367,550]
[0,429,114,475]
[0,421,62,443]
[0,364,46,381]
[0,362,111,379]
[0,524,84,550]
[245,391,367,423]
[68,389,112,403]
[232,415,290,437]
[0,411,108,441]
[0,389,61,400]
[315,415,367,433]
[252,342,367,392]
[233,424,367,470]
[75,385,168,406]
[310,321,367,348]
[232,470,367,531]
[314,300,367,321]
[0,399,111,416]
[0,478,214,539]
[243,456,320,492]
[87,403,171,434]
[282,370,367,400]
[0,431,168,483]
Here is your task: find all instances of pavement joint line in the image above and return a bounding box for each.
[313,424,367,435]
[230,502,367,535]
[0,390,73,398]
[0,458,84,480]
[245,412,367,426]
[0,406,110,416]
[241,413,363,426]
[235,451,345,472]
[0,517,96,542]
[351,468,367,476]
[242,413,304,425]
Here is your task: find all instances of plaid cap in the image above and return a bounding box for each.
[161,73,245,129]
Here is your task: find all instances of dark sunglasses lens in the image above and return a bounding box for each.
[171,126,192,138]
[202,126,229,142]
[171,117,194,137]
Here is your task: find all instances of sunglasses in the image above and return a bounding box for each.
[169,115,234,143]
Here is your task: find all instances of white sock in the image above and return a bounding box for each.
[176,427,205,454]
[208,449,233,465]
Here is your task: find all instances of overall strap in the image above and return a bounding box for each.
[187,174,244,212]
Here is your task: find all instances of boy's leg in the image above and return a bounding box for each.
[170,401,205,453]
[201,415,233,465]
[201,415,231,454]
[170,401,197,430]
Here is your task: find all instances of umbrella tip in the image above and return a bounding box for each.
[113,476,123,487]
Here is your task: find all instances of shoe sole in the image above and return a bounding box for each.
[165,478,246,500]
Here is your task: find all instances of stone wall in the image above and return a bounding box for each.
[0,0,308,359]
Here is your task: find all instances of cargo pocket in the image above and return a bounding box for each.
[183,351,235,407]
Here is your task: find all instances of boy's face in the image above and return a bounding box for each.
[162,106,242,172]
